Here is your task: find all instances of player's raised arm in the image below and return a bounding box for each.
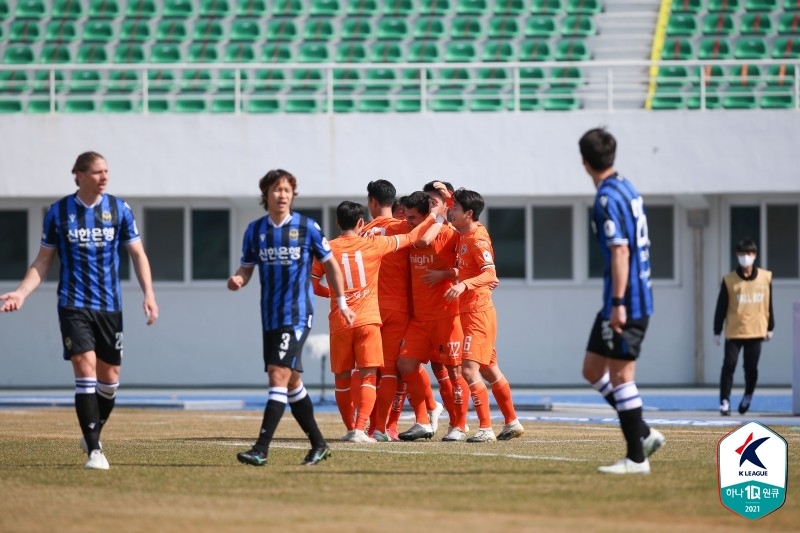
[310,258,331,298]
[0,246,56,313]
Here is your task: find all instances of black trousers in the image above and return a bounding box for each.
[719,338,762,402]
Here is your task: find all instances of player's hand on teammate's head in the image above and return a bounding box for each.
[227,275,244,291]
[432,181,453,210]
[340,307,356,327]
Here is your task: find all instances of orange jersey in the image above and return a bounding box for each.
[360,216,413,314]
[456,223,497,313]
[409,224,461,320]
[312,233,409,332]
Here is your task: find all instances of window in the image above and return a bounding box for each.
[145,208,184,281]
[532,206,572,280]
[487,208,525,279]
[587,207,603,279]
[192,209,230,280]
[729,206,760,271]
[766,205,798,279]
[0,211,28,281]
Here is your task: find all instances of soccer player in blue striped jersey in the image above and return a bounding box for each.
[228,169,355,467]
[0,151,159,470]
[579,128,664,475]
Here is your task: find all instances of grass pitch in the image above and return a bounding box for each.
[1,408,798,532]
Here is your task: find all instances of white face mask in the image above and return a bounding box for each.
[737,254,756,268]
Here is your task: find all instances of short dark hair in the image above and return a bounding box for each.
[401,191,431,216]
[72,151,105,185]
[422,180,454,202]
[336,201,367,231]
[453,188,485,222]
[367,180,396,207]
[579,128,616,172]
[259,169,297,211]
[736,239,758,254]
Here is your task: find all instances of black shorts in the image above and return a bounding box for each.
[262,326,310,372]
[586,311,649,361]
[58,307,123,365]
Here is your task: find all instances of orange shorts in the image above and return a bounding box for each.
[329,324,383,374]
[379,308,409,367]
[460,309,497,366]
[399,315,463,366]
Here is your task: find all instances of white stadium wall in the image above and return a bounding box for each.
[0,111,798,387]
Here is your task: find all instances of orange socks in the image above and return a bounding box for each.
[355,373,377,432]
[490,375,518,424]
[387,379,406,431]
[452,374,469,430]
[334,376,355,431]
[468,379,492,429]
[373,368,397,434]
[402,369,431,425]
[433,364,455,422]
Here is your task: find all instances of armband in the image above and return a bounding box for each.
[611,297,625,307]
[337,296,348,310]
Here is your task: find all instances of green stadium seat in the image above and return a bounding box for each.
[89,0,122,19]
[181,69,212,92]
[420,0,451,15]
[108,70,139,92]
[740,13,773,35]
[175,98,208,113]
[695,64,726,86]
[341,19,372,40]
[164,0,195,18]
[656,65,690,86]
[64,100,97,113]
[722,86,757,109]
[336,42,368,62]
[531,0,563,14]
[760,86,795,108]
[708,0,740,12]
[304,18,335,41]
[236,0,267,16]
[311,0,342,16]
[253,69,286,93]
[766,63,796,85]
[432,88,466,112]
[333,69,359,112]
[32,70,66,92]
[383,0,414,16]
[371,42,403,62]
[266,19,299,41]
[445,42,476,62]
[668,14,700,36]
[147,69,176,93]
[119,20,150,42]
[698,38,732,60]
[83,21,115,43]
[347,0,379,16]
[543,88,580,110]
[671,0,702,13]
[9,20,42,42]
[395,87,422,112]
[662,38,694,60]
[261,43,292,63]
[525,16,558,37]
[224,43,257,62]
[15,0,46,19]
[102,99,137,112]
[650,91,686,110]
[566,0,601,14]
[488,17,520,39]
[518,86,541,111]
[151,43,182,63]
[0,0,10,19]
[247,97,281,113]
[298,43,330,62]
[772,37,800,57]
[230,19,261,42]
[561,15,597,37]
[200,0,232,17]
[210,96,237,113]
[146,99,171,113]
[188,43,219,62]
[786,0,800,10]
[408,42,441,62]
[452,17,482,40]
[52,0,82,19]
[520,40,553,61]
[70,70,102,94]
[379,17,411,40]
[217,69,249,93]
[476,67,509,87]
[555,39,590,60]
[437,67,470,89]
[40,44,71,63]
[0,71,29,93]
[729,64,761,87]
[470,91,508,114]
[45,20,78,42]
[77,44,109,63]
[156,19,189,42]
[550,66,583,87]
[494,0,524,15]
[125,0,158,19]
[0,101,24,113]
[114,44,146,63]
[413,17,445,40]
[359,69,394,112]
[194,20,225,42]
[735,38,768,59]
[778,13,800,34]
[482,40,515,61]
[745,0,778,11]
[456,0,489,15]
[686,90,721,109]
[334,68,359,88]
[520,66,546,87]
[274,0,304,16]
[4,45,35,64]
[286,69,324,113]
[28,99,59,113]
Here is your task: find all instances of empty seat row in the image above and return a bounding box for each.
[657,63,798,86]
[667,12,800,36]
[673,0,800,14]
[661,36,800,59]
[651,87,795,110]
[2,0,603,21]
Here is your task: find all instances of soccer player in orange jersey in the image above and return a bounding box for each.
[397,191,469,442]
[312,201,445,443]
[443,189,525,442]
[361,181,444,442]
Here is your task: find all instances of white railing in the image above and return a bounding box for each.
[0,59,798,113]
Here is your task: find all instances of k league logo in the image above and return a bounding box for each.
[718,422,787,520]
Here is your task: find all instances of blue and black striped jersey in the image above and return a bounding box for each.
[591,174,654,320]
[42,193,140,311]
[240,212,333,331]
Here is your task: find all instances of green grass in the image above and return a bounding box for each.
[1,409,798,531]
